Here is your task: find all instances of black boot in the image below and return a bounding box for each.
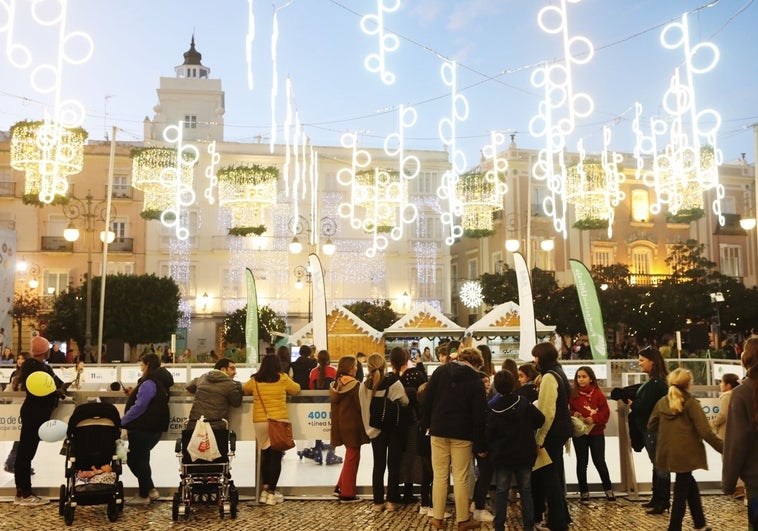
[646,502,670,515]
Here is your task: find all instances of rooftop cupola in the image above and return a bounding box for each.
[175,35,210,79]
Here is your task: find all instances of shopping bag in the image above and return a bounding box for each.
[187,415,222,461]
[268,418,295,452]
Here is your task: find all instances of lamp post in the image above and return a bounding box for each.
[62,191,115,363]
[293,265,312,322]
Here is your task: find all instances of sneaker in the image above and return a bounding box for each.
[339,495,362,503]
[148,488,161,501]
[473,509,495,522]
[17,494,49,506]
[259,491,270,504]
[419,505,430,515]
[333,486,341,498]
[125,495,151,506]
[272,491,284,503]
[427,507,452,518]
[265,491,277,506]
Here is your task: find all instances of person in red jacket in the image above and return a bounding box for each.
[569,365,615,501]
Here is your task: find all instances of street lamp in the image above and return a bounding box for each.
[293,265,312,322]
[17,260,41,289]
[62,191,116,363]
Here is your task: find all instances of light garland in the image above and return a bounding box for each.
[360,0,399,84]
[634,13,724,224]
[204,141,220,205]
[458,132,508,237]
[162,123,199,240]
[436,60,468,246]
[217,163,279,233]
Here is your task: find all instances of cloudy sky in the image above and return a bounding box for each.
[1,0,757,166]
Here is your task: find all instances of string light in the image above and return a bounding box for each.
[360,0,399,84]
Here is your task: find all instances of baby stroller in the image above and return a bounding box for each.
[172,418,238,520]
[58,402,124,526]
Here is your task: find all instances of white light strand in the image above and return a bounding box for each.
[169,237,192,329]
[282,76,293,198]
[336,131,373,239]
[160,122,199,240]
[204,140,220,205]
[360,0,399,84]
[382,104,420,242]
[634,13,724,223]
[246,0,255,91]
[600,125,625,238]
[436,60,468,246]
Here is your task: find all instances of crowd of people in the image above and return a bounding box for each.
[4,334,758,531]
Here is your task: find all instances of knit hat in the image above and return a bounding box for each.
[30,335,50,359]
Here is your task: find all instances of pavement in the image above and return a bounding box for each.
[0,493,747,530]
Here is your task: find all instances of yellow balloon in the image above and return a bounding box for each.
[26,371,56,397]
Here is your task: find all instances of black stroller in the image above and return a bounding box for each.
[172,418,238,520]
[58,402,124,526]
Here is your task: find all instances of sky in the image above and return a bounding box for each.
[2,0,758,168]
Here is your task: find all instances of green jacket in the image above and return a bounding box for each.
[648,391,723,473]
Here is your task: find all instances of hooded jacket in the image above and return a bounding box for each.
[421,360,486,453]
[330,375,369,448]
[187,369,243,425]
[569,384,611,436]
[486,393,545,468]
[647,390,723,473]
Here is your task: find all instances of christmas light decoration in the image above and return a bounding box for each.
[218,163,279,235]
[460,281,484,309]
[204,141,220,205]
[360,0,399,84]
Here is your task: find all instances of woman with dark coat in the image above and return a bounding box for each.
[122,353,173,505]
[628,346,670,514]
[329,356,369,502]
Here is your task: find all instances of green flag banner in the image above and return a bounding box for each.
[245,268,259,365]
[570,259,608,360]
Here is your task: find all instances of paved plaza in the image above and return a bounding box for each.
[0,492,747,530]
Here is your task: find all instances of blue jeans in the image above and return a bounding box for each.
[126,430,162,498]
[494,465,533,531]
[572,434,613,492]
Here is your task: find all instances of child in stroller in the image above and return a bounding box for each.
[172,417,239,520]
[59,402,124,526]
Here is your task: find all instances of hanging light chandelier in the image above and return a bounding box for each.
[10,119,87,204]
[457,170,507,237]
[354,168,406,233]
[217,163,279,236]
[131,147,194,220]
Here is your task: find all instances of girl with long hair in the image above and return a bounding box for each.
[723,337,758,530]
[243,354,300,505]
[308,350,339,465]
[358,353,409,512]
[649,368,722,531]
[629,346,671,514]
[329,356,369,502]
[570,366,614,501]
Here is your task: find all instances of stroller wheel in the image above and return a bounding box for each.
[171,493,181,521]
[64,505,75,526]
[107,500,119,522]
[58,484,66,516]
[230,486,239,519]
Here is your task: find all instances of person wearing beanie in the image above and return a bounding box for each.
[29,332,49,361]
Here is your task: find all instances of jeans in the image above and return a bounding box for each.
[532,439,569,531]
[336,446,361,497]
[431,436,472,523]
[494,466,533,531]
[473,453,494,510]
[572,434,613,492]
[126,430,162,498]
[644,430,671,505]
[370,430,403,504]
[260,447,284,490]
[668,472,705,531]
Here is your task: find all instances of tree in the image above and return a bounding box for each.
[222,305,286,346]
[11,290,42,352]
[344,299,398,332]
[44,286,83,348]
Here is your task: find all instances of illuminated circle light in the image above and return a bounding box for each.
[505,239,520,252]
[460,281,484,309]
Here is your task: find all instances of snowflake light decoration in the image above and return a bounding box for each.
[460,281,484,309]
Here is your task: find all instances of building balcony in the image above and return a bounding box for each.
[103,237,134,252]
[41,236,74,252]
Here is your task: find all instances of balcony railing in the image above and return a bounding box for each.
[41,236,74,252]
[102,237,134,252]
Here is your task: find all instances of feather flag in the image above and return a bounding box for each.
[513,252,537,361]
[245,268,259,365]
[570,259,608,360]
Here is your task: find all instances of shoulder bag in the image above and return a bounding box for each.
[255,380,296,452]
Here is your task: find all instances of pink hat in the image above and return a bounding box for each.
[31,335,50,358]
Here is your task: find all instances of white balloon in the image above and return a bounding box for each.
[38,419,68,442]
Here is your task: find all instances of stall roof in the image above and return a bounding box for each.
[383,302,466,338]
[466,301,555,337]
[289,305,384,345]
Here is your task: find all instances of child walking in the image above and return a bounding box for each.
[486,370,545,531]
